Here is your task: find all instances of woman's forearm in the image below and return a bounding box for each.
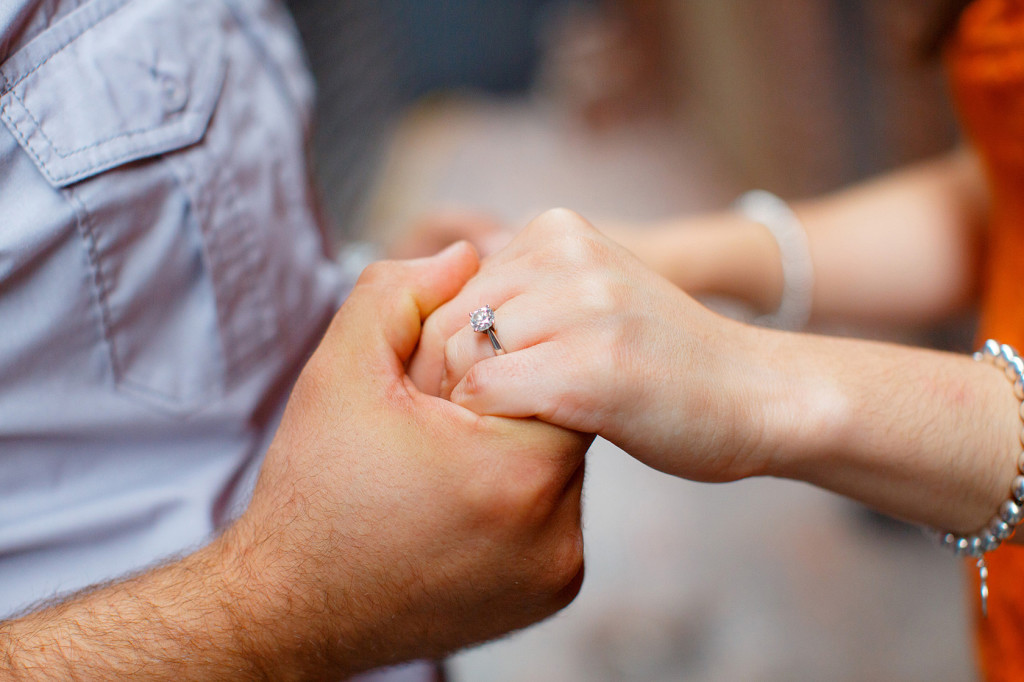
[800,150,987,324]
[610,150,989,325]
[425,209,1017,538]
[743,326,1019,535]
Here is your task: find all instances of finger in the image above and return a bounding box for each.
[432,267,524,348]
[344,241,480,363]
[406,313,448,396]
[535,454,587,607]
[409,265,525,394]
[438,323,501,400]
[438,292,569,400]
[417,210,600,354]
[483,416,589,615]
[449,343,603,436]
[483,410,592,481]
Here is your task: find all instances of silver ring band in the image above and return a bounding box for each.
[469,305,505,355]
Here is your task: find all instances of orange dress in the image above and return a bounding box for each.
[949,1,1024,678]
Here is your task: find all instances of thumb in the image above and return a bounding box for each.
[343,241,480,363]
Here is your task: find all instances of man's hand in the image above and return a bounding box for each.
[239,241,590,675]
[1,242,590,680]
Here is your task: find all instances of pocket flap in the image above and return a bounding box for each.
[0,0,225,188]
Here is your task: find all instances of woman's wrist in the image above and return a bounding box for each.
[746,331,1018,533]
[607,213,785,314]
[699,321,829,481]
[625,307,782,483]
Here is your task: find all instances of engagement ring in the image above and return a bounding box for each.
[469,305,504,355]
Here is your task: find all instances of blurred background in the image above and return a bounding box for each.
[285,1,975,680]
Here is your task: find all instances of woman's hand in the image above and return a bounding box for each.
[409,208,771,483]
[409,209,1021,537]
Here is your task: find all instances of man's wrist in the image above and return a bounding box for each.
[0,517,352,681]
[210,515,360,681]
[204,524,289,678]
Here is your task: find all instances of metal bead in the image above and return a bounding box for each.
[998,344,1016,369]
[974,351,985,362]
[984,339,1002,359]
[1001,499,1024,526]
[1013,476,1024,503]
[968,535,985,557]
[955,537,971,556]
[991,518,1015,540]
[940,532,957,548]
[980,530,1002,553]
[1008,356,1024,382]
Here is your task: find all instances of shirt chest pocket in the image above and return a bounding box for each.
[0,0,284,414]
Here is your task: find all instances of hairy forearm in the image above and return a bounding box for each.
[746,327,1017,534]
[0,527,324,681]
[612,150,989,325]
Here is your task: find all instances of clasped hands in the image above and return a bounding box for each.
[227,209,768,677]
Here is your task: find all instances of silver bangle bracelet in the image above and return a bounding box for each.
[935,339,1024,617]
[734,190,814,332]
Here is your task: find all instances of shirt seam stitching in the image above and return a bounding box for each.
[5,87,205,169]
[0,0,132,95]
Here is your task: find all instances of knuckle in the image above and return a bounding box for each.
[454,361,486,399]
[356,259,395,286]
[441,335,464,391]
[419,313,443,351]
[546,391,601,434]
[577,275,618,316]
[537,207,588,229]
[563,234,610,274]
[473,460,559,532]
[544,532,585,597]
[526,208,593,241]
[549,562,585,611]
[521,232,604,277]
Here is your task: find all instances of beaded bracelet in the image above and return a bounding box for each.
[936,340,1024,616]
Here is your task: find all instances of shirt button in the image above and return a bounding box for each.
[159,73,189,113]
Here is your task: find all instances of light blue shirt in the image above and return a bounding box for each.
[0,0,343,606]
[0,2,434,678]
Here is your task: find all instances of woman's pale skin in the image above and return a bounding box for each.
[409,149,1024,538]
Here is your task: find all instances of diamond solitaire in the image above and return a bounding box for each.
[469,305,496,333]
[469,305,504,354]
